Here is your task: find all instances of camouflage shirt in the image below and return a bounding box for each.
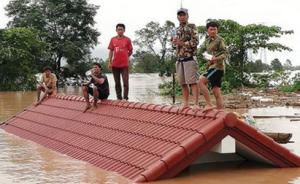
[175,23,199,58]
[199,35,228,70]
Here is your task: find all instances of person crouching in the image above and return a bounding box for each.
[82,63,110,112]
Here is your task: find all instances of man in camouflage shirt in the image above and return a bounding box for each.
[198,21,228,110]
[172,8,200,110]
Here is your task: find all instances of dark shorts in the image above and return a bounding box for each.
[203,68,224,88]
[87,87,109,100]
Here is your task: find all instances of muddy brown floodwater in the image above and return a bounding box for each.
[0,74,299,184]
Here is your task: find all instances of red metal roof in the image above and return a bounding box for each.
[1,95,300,182]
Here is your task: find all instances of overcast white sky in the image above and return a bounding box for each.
[1,0,300,65]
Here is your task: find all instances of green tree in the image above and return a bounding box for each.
[198,19,293,88]
[6,0,100,75]
[0,28,47,91]
[283,59,293,70]
[131,51,160,73]
[271,58,283,71]
[134,21,175,75]
[247,59,271,73]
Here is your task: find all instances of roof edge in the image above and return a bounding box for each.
[53,94,227,119]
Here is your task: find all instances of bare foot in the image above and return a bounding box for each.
[179,104,189,111]
[192,105,201,111]
[203,105,216,112]
[83,104,92,113]
[34,101,41,106]
[91,103,98,110]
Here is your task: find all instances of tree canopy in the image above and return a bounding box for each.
[134,21,175,76]
[0,28,47,91]
[5,0,100,73]
[197,19,293,88]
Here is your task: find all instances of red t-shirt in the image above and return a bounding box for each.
[108,36,133,68]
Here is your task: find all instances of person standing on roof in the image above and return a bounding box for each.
[108,23,133,101]
[172,8,200,110]
[198,21,228,111]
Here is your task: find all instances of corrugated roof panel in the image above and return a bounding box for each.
[1,96,300,182]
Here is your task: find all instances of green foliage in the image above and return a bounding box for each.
[159,76,233,96]
[246,59,271,73]
[250,70,300,92]
[279,73,300,92]
[251,70,287,89]
[221,80,233,94]
[271,58,283,71]
[197,19,293,89]
[134,21,175,75]
[132,51,160,73]
[6,0,100,75]
[158,79,182,96]
[0,28,47,91]
[283,59,293,70]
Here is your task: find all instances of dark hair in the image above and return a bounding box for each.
[206,21,219,29]
[116,23,125,30]
[43,66,52,72]
[92,62,102,69]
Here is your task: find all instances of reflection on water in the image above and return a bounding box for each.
[0,74,300,184]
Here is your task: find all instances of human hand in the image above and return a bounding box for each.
[108,62,112,71]
[82,82,89,86]
[209,56,218,64]
[172,38,184,46]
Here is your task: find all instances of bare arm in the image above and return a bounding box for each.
[91,75,105,85]
[108,50,113,63]
[128,38,133,57]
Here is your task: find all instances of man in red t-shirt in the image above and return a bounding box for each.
[108,23,133,100]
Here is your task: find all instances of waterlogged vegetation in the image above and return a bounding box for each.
[0,1,299,95]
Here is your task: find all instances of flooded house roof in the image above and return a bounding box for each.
[1,95,300,182]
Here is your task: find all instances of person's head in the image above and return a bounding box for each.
[43,66,52,76]
[116,23,125,37]
[206,21,219,38]
[92,63,102,74]
[177,8,189,24]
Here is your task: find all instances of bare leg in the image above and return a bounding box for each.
[37,86,42,102]
[212,87,224,109]
[199,76,214,110]
[82,85,91,112]
[191,83,200,110]
[35,87,52,106]
[35,87,42,106]
[180,84,189,109]
[92,87,99,109]
[39,89,50,101]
